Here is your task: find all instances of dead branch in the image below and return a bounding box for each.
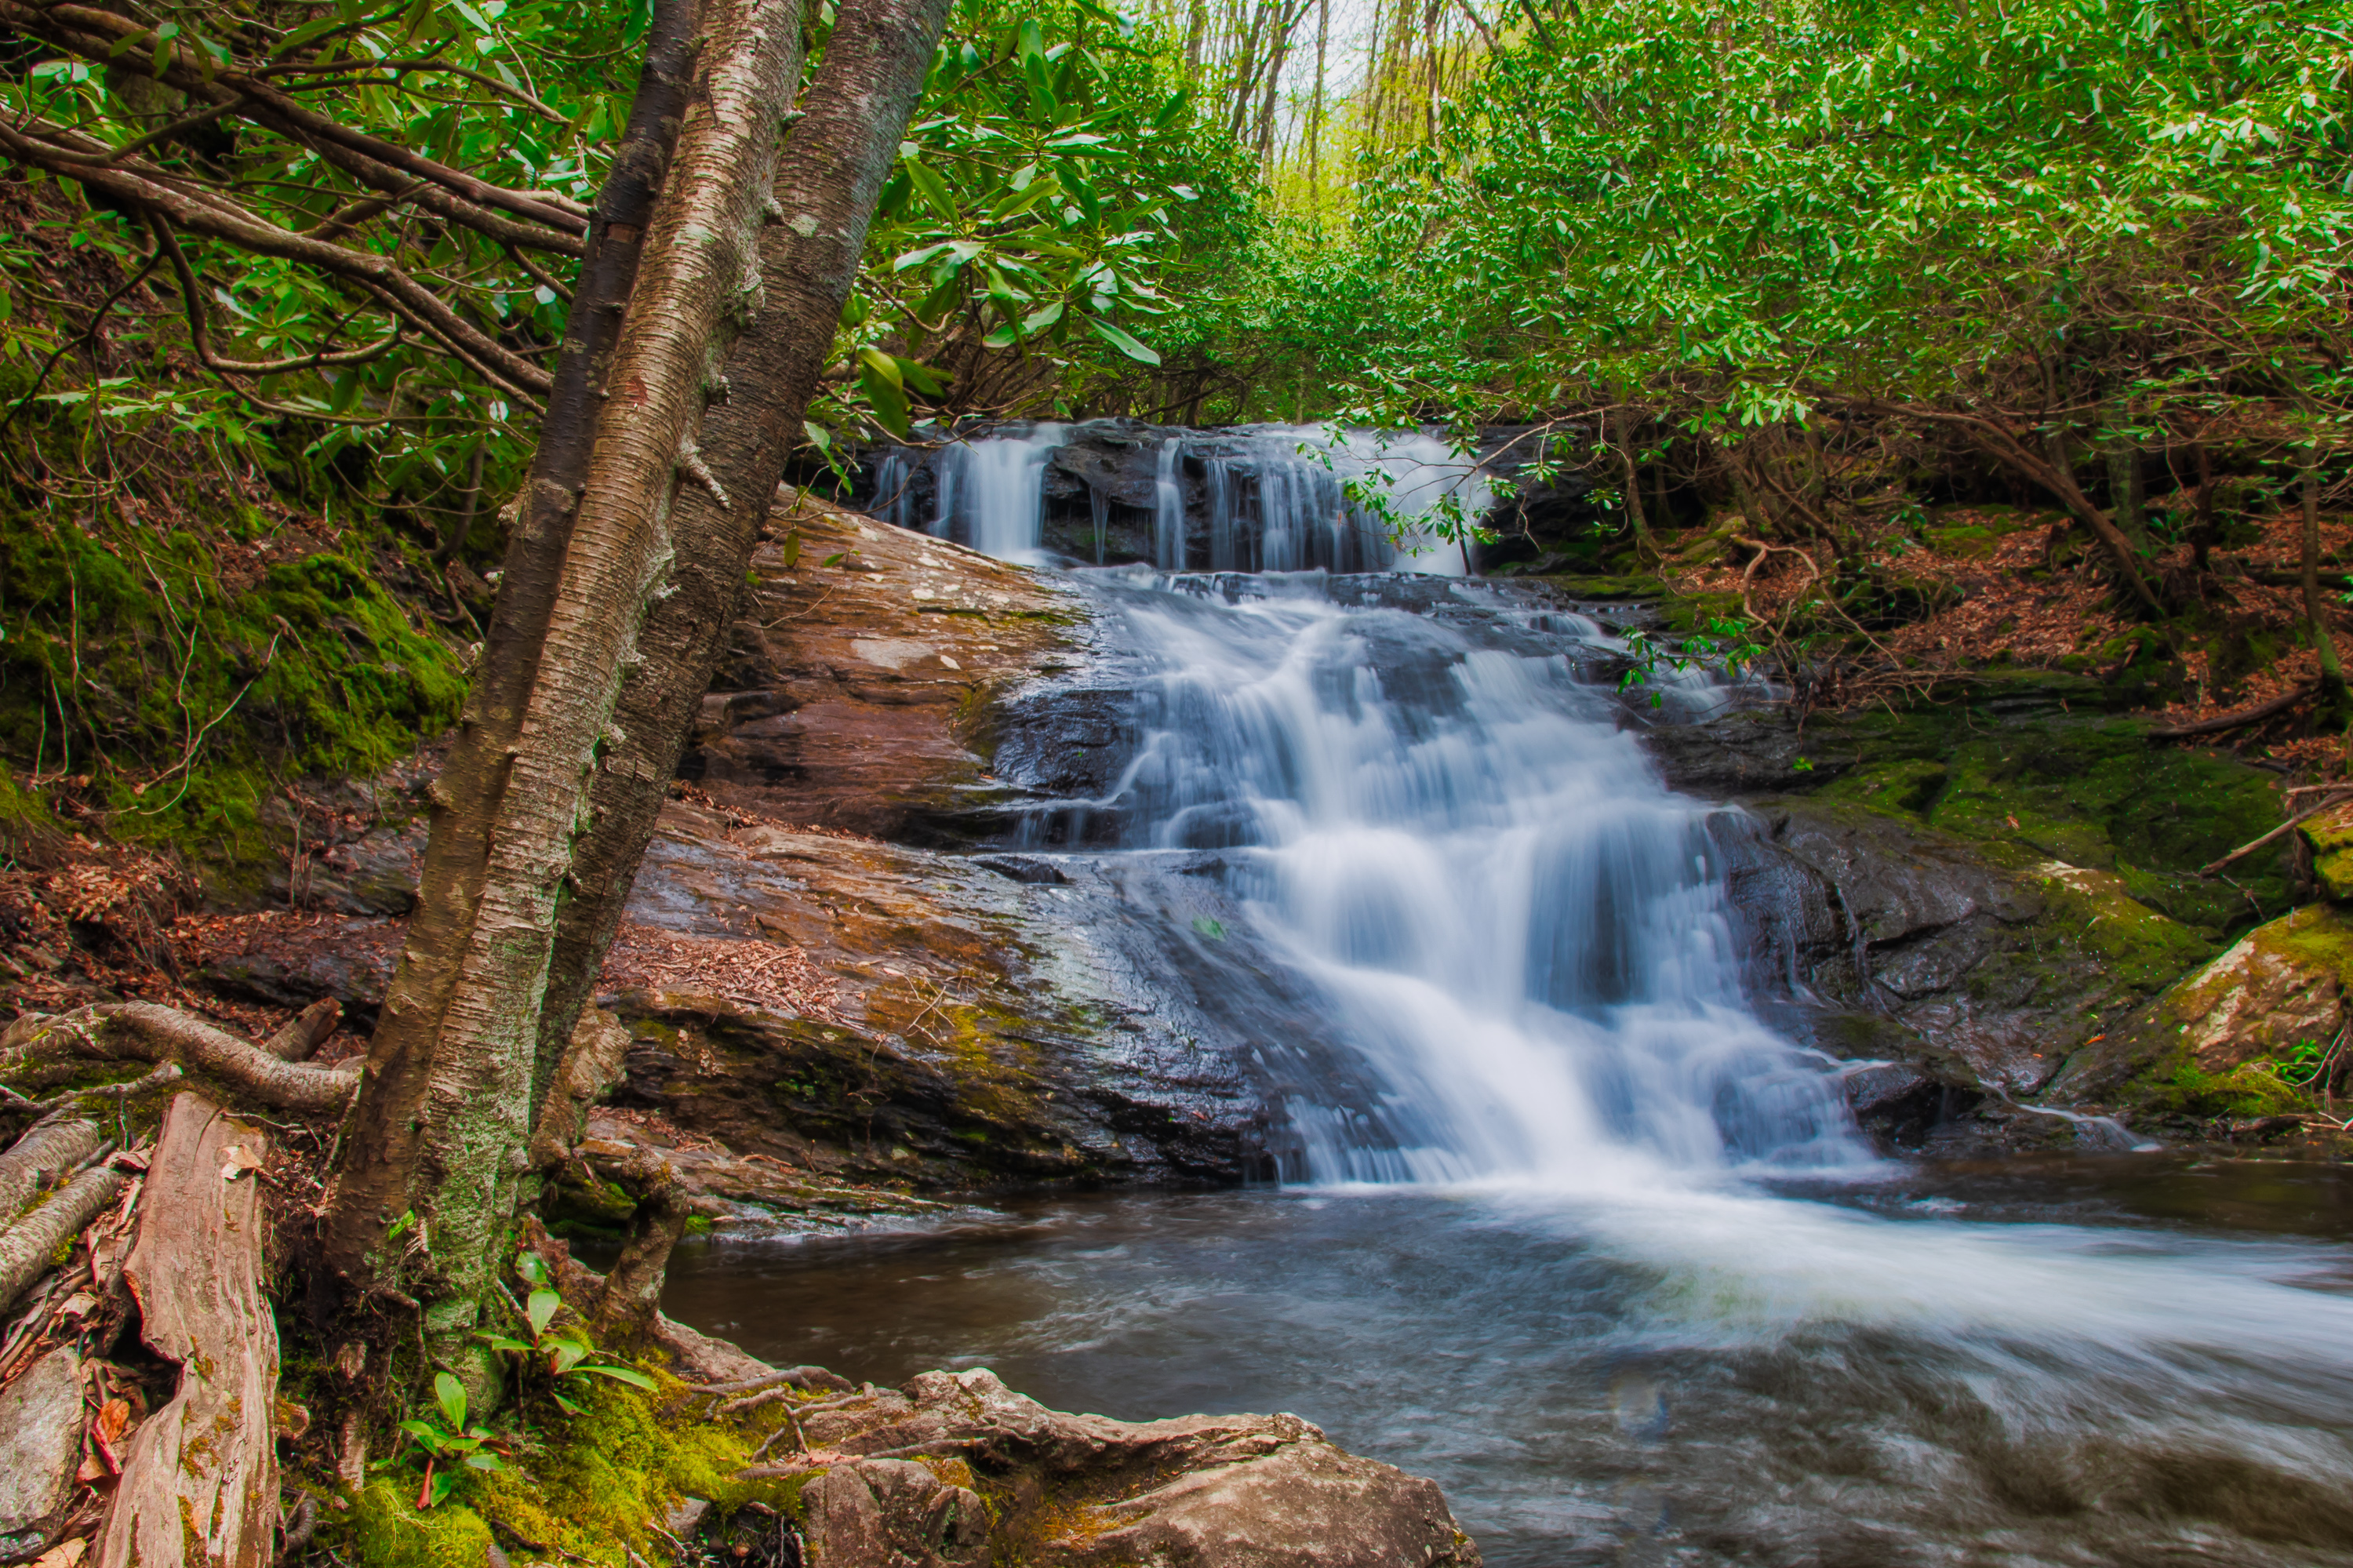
[2151,683,2318,740]
[260,999,343,1063]
[2201,788,2353,875]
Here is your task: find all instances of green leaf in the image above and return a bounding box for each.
[433,1372,466,1432]
[572,1363,659,1391]
[856,345,904,390]
[895,355,951,396]
[526,1288,561,1338]
[477,1334,533,1355]
[547,1338,589,1376]
[1151,89,1189,129]
[463,1451,507,1471]
[515,1252,548,1287]
[1086,317,1160,365]
[860,362,911,438]
[902,159,959,224]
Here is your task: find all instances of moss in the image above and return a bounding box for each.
[0,497,466,879]
[2138,1059,2315,1120]
[471,1373,777,1564]
[351,1481,496,1568]
[1811,704,2287,937]
[1529,573,1671,601]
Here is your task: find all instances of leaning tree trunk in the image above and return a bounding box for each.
[319,0,809,1371]
[526,0,958,1139]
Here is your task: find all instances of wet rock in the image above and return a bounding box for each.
[0,1346,83,1557]
[596,801,1266,1198]
[781,1366,1482,1568]
[1723,798,2213,1101]
[2054,904,2353,1102]
[682,500,1091,839]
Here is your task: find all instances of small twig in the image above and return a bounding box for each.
[2201,793,2353,875]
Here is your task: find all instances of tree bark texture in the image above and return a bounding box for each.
[0,1115,101,1223]
[321,0,808,1359]
[2300,451,2347,720]
[329,0,703,1286]
[96,1095,278,1568]
[526,0,958,1123]
[0,1162,121,1311]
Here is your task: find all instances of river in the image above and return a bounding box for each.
[658,429,2353,1566]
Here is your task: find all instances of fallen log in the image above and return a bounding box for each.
[0,1115,103,1224]
[95,1093,279,1568]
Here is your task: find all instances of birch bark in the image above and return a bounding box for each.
[320,0,809,1367]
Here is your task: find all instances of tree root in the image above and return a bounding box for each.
[0,1113,104,1223]
[0,1002,360,1114]
[0,1158,124,1309]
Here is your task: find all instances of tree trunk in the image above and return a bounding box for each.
[527,0,957,1134]
[2302,450,2348,726]
[320,0,809,1373]
[1307,0,1328,207]
[1614,406,1657,561]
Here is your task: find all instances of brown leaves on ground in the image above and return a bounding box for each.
[1668,499,2353,759]
[601,920,838,1020]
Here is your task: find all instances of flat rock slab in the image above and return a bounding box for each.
[0,1345,83,1555]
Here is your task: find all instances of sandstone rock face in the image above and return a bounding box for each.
[784,1367,1482,1568]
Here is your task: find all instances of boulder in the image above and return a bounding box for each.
[779,1366,1482,1568]
[2053,904,2353,1104]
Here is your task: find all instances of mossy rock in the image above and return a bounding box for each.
[1921,522,2018,559]
[2302,802,2353,903]
[1532,573,1671,601]
[2058,904,2353,1111]
[352,1482,496,1568]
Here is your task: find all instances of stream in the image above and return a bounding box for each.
[660,429,2353,1566]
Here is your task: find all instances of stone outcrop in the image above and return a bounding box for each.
[776,1366,1482,1568]
[2052,904,2353,1106]
[687,499,1092,840]
[1638,662,2300,1144]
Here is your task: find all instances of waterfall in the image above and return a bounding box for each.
[1095,577,1857,1184]
[1151,438,1184,571]
[927,424,1067,559]
[872,422,1489,571]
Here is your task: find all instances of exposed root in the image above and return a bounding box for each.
[0,1002,360,1113]
[0,1113,103,1222]
[0,1158,124,1309]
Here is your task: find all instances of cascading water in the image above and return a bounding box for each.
[1098,576,1843,1184]
[684,472,2353,1566]
[928,424,1067,558]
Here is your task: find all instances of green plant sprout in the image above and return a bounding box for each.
[395,1372,507,1510]
[478,1251,659,1416]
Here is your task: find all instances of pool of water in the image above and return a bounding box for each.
[659,1155,2353,1567]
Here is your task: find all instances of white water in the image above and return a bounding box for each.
[673,558,2353,1563]
[911,423,1489,568]
[1089,569,2353,1398]
[930,424,1069,560]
